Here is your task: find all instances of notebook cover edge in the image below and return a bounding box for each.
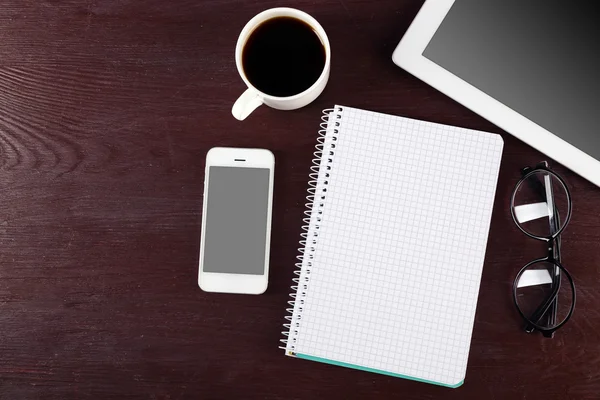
[296,353,464,388]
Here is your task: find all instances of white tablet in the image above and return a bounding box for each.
[393,0,600,187]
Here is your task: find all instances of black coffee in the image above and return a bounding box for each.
[242,17,326,97]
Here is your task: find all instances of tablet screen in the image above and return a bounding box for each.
[423,0,600,160]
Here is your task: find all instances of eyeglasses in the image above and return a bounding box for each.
[510,162,576,338]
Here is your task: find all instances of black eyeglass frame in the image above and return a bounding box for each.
[509,163,576,337]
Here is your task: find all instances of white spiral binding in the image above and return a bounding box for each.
[280,107,342,353]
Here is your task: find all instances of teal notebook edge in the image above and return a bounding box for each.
[296,353,464,389]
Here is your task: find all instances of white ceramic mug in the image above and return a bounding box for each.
[232,8,331,121]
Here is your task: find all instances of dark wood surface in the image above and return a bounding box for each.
[1,1,599,399]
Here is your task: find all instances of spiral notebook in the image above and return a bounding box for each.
[281,106,504,388]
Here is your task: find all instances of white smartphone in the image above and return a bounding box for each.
[198,147,275,294]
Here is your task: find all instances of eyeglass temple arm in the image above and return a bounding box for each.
[544,172,561,337]
[544,212,562,337]
[524,274,561,333]
[524,238,562,337]
[522,164,562,336]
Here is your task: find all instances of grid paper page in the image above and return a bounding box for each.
[291,106,503,387]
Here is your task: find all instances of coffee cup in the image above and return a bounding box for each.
[232,8,331,120]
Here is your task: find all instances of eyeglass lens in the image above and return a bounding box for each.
[512,170,569,239]
[514,260,574,331]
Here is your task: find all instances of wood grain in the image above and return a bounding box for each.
[1,0,599,399]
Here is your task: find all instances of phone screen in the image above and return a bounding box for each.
[202,166,271,275]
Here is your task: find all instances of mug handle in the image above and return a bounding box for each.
[232,88,263,120]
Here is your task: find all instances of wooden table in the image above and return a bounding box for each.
[1,1,599,398]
